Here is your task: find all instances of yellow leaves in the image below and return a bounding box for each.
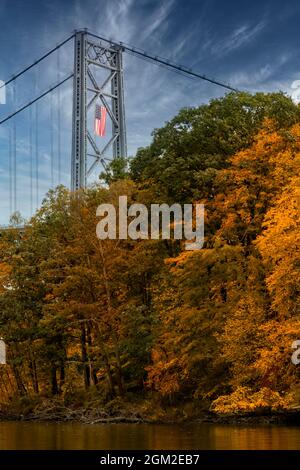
[211,386,292,414]
[212,119,300,246]
[146,356,184,396]
[0,262,11,278]
[44,293,55,302]
[164,251,194,269]
[256,176,300,318]
[0,262,11,294]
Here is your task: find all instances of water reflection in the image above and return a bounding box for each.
[0,422,300,450]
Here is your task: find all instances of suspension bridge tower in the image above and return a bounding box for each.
[71,30,127,191]
[0,27,237,225]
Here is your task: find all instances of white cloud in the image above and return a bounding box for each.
[0,0,288,225]
[228,52,294,91]
[209,21,267,58]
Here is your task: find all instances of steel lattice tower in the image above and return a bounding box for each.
[71,30,127,191]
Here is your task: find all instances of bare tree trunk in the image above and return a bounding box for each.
[11,363,27,396]
[51,367,59,395]
[33,356,39,394]
[81,323,90,389]
[94,322,114,397]
[98,240,125,396]
[87,322,98,385]
[59,365,65,394]
[28,350,39,394]
[11,344,27,395]
[0,370,9,400]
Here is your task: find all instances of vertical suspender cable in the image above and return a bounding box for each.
[9,127,12,216]
[12,82,17,214]
[57,48,61,184]
[35,69,39,208]
[50,91,54,187]
[29,105,33,215]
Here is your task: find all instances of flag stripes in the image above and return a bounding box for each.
[94,104,107,137]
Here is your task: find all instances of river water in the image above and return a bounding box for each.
[0,422,300,449]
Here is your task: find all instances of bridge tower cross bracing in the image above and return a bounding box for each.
[71,30,127,191]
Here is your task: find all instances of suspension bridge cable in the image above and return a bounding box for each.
[87,31,239,93]
[0,29,238,94]
[29,105,33,215]
[50,91,54,187]
[125,49,211,83]
[12,81,17,214]
[35,69,39,209]
[9,128,12,216]
[0,74,73,125]
[0,34,74,91]
[35,102,39,208]
[57,48,62,184]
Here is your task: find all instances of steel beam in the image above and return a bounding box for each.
[71,31,87,191]
[71,31,127,191]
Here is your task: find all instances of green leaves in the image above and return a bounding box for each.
[130,91,300,203]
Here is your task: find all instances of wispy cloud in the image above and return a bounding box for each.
[229,51,294,90]
[1,0,300,224]
[209,20,267,57]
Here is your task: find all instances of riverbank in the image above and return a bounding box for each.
[0,395,198,424]
[1,395,300,426]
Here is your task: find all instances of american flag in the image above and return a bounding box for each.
[94,104,107,137]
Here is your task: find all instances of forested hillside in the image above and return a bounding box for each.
[0,91,299,420]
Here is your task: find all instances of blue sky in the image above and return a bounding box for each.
[0,0,300,223]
